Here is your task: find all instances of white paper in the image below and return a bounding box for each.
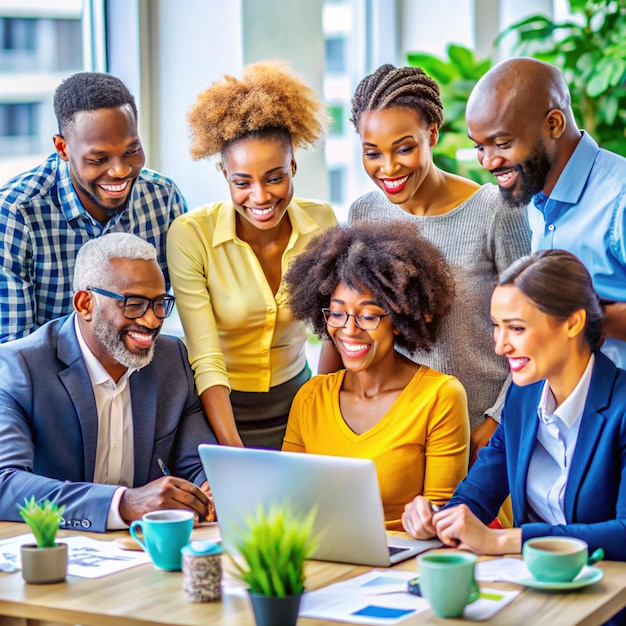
[0,533,151,578]
[300,570,429,625]
[463,588,520,620]
[299,569,521,624]
[476,558,600,586]
[476,558,532,582]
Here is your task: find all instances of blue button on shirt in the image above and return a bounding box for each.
[528,131,626,367]
[526,354,594,525]
[0,153,187,343]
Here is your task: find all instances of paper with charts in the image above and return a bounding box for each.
[300,569,520,625]
[0,533,151,578]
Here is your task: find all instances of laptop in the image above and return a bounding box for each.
[198,444,442,567]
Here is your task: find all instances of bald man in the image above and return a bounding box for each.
[467,57,626,368]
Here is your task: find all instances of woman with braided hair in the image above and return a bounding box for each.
[282,220,470,530]
[166,61,336,449]
[348,64,530,462]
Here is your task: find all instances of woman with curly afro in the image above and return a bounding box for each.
[166,61,337,449]
[348,64,530,463]
[282,221,470,530]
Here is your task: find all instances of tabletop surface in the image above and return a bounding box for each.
[0,523,624,626]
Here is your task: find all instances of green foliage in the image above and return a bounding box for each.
[498,0,626,156]
[17,496,66,549]
[407,1,626,177]
[229,502,318,597]
[407,43,494,184]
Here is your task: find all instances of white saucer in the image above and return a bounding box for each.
[519,566,604,591]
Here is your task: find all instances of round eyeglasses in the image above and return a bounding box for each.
[87,287,176,320]
[322,308,389,331]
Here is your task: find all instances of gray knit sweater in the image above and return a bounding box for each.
[348,184,531,430]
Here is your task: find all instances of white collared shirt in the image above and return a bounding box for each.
[75,318,135,528]
[526,354,595,525]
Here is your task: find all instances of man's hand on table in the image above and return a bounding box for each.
[119,476,212,524]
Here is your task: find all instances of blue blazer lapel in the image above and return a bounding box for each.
[56,315,99,482]
[564,353,613,520]
[130,367,157,487]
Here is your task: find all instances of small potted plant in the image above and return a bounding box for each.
[229,502,318,626]
[17,496,67,584]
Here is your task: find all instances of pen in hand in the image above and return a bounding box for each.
[157,457,171,476]
[431,503,461,547]
[158,456,215,522]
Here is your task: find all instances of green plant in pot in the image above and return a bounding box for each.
[229,502,318,626]
[17,496,68,584]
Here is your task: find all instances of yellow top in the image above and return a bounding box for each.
[282,367,470,530]
[166,198,336,394]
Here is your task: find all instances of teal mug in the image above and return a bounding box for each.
[130,510,193,571]
[522,537,588,583]
[418,551,479,618]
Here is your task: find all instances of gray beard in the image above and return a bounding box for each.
[91,306,156,371]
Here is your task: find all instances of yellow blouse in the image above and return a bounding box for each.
[282,367,470,530]
[166,198,336,394]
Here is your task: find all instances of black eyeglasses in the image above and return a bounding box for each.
[88,287,176,320]
[322,308,389,331]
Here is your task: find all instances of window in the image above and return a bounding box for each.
[325,37,347,73]
[0,103,38,156]
[329,167,346,204]
[54,19,83,72]
[0,18,36,51]
[0,2,84,181]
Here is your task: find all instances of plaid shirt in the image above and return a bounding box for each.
[0,153,187,343]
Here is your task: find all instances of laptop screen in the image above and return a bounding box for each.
[198,444,440,566]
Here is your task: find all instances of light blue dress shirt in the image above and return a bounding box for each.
[526,354,594,525]
[528,132,626,367]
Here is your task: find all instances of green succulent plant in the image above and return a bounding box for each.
[230,502,318,597]
[17,496,66,548]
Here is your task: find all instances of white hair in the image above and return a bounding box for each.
[73,233,157,290]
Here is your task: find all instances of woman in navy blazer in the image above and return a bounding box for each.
[402,249,626,561]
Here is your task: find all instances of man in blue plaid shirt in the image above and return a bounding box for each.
[0,72,187,343]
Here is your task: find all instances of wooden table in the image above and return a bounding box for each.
[0,523,624,626]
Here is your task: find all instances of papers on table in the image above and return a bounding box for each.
[300,569,521,624]
[0,533,151,578]
[476,557,534,582]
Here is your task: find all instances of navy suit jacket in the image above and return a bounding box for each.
[0,314,217,532]
[448,351,626,560]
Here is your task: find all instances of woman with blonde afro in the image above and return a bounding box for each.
[167,61,337,449]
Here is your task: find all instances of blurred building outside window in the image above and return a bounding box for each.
[0,0,83,185]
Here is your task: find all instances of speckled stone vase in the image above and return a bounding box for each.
[181,541,222,602]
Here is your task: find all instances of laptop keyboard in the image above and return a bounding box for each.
[388,545,410,557]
